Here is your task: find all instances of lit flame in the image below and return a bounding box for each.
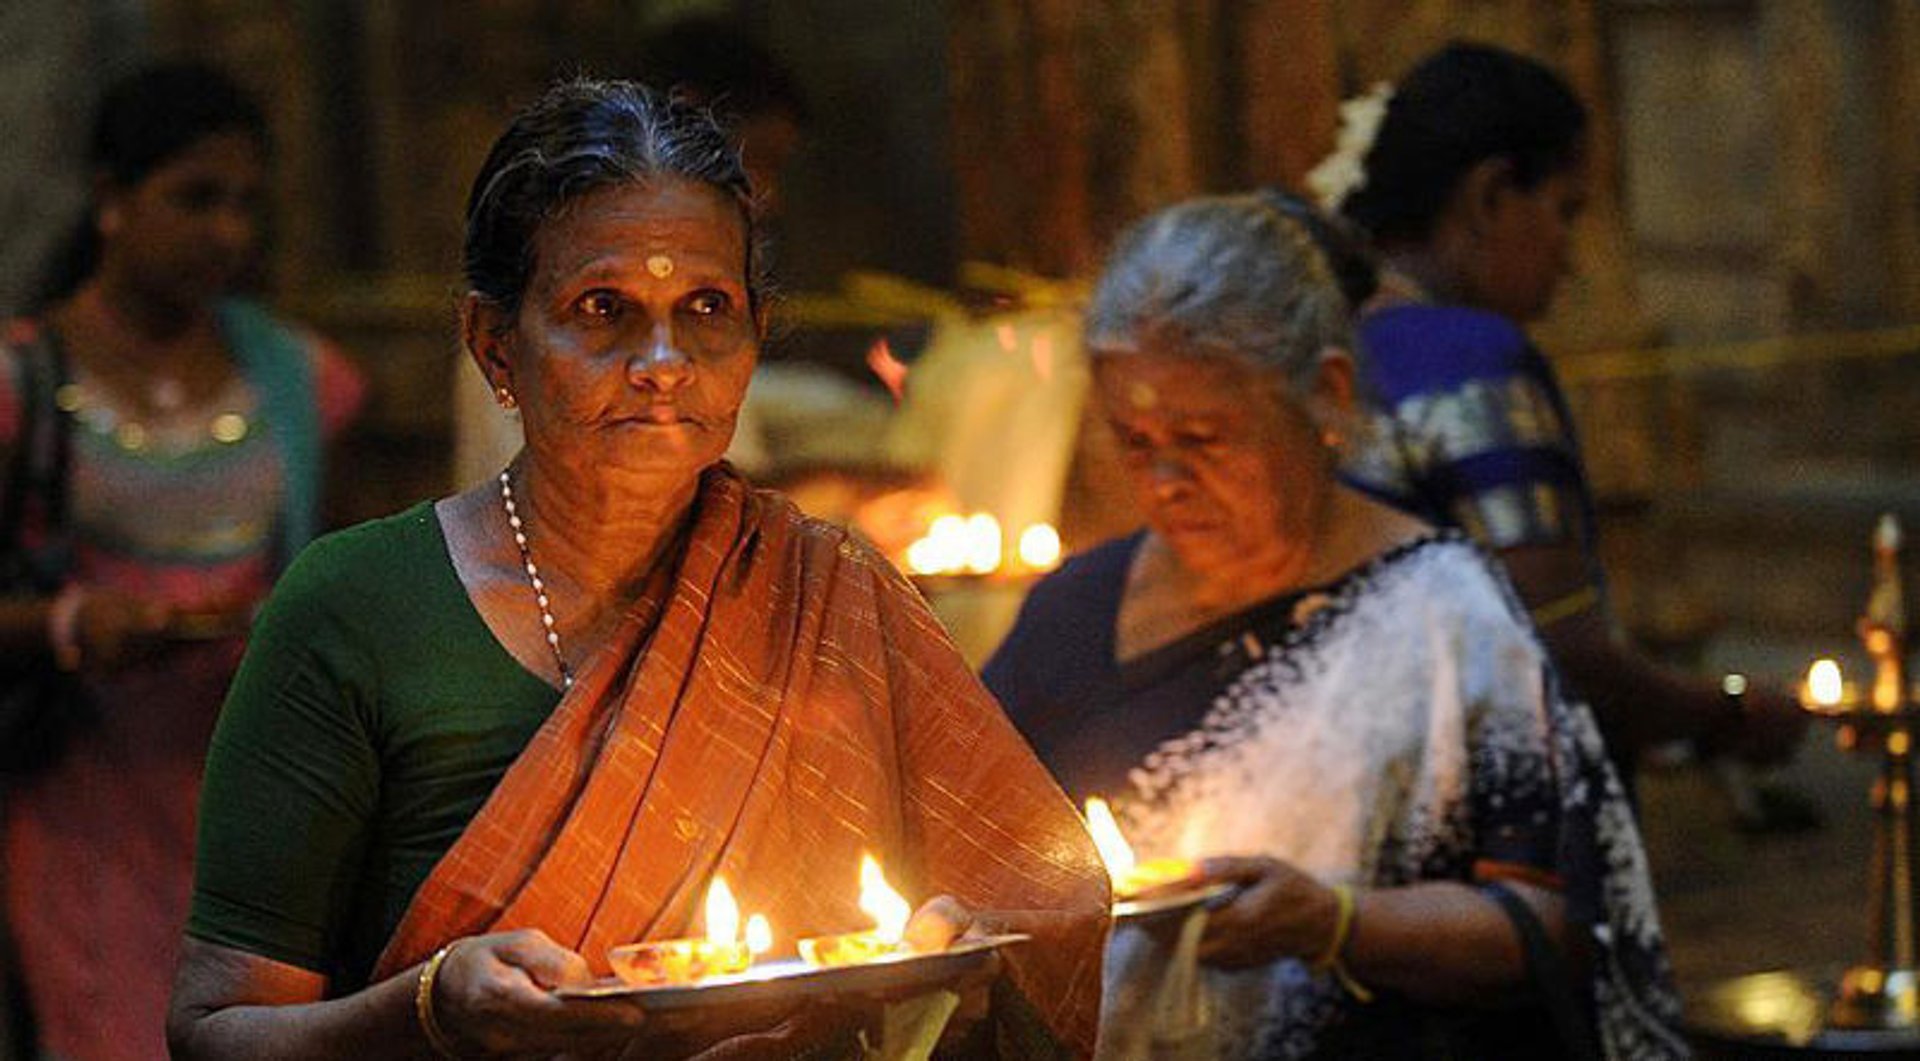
[1031,332,1054,382]
[962,513,1002,574]
[906,511,1011,576]
[705,877,739,948]
[1083,798,1136,881]
[1018,523,1063,571]
[858,854,912,945]
[745,913,773,956]
[1808,659,1845,708]
[906,513,968,575]
[867,338,909,404]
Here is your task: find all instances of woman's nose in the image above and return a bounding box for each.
[210,205,256,257]
[1147,456,1194,500]
[627,327,693,392]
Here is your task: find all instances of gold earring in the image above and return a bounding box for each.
[495,386,518,410]
[1320,426,1343,451]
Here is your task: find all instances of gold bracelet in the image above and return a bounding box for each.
[1529,585,1601,629]
[416,942,465,1059]
[1311,884,1375,1003]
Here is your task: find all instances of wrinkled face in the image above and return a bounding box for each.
[484,178,758,481]
[1472,152,1589,322]
[1093,348,1332,574]
[97,131,264,312]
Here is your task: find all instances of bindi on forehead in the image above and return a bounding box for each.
[538,188,744,278]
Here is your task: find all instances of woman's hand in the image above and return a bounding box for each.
[1193,856,1340,970]
[903,894,985,953]
[73,588,172,669]
[1725,686,1810,767]
[903,896,999,1045]
[431,929,645,1056]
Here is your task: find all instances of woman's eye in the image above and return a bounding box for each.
[576,291,622,320]
[686,291,731,317]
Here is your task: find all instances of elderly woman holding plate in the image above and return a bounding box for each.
[168,79,1108,1060]
[984,195,1685,1060]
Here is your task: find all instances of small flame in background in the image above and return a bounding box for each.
[867,337,910,404]
[705,877,740,948]
[1018,524,1063,570]
[858,853,913,945]
[962,513,1002,574]
[1807,658,1845,708]
[745,913,773,956]
[1030,332,1054,383]
[1083,798,1137,882]
[905,514,1060,576]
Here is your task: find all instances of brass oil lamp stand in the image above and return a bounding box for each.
[1802,515,1920,1030]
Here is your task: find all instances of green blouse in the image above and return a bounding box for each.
[186,503,561,989]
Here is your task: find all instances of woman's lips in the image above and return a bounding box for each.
[617,407,695,427]
[1156,514,1222,536]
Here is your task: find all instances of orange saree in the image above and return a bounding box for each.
[373,465,1109,1055]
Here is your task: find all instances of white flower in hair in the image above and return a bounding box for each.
[1306,82,1395,212]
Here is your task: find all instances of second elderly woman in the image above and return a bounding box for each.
[985,195,1686,1060]
[169,80,1108,1060]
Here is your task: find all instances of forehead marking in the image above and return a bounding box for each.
[646,254,676,279]
[1128,382,1159,410]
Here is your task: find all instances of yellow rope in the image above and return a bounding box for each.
[1558,324,1920,385]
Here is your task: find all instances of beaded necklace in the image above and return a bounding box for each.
[498,470,572,689]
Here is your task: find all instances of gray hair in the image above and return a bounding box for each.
[464,78,764,321]
[1084,195,1352,395]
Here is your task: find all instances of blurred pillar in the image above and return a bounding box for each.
[1881,3,1920,322]
[1763,0,1888,331]
[1240,0,1340,192]
[948,0,1339,279]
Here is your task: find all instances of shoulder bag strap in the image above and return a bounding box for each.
[0,339,47,560]
[0,331,76,581]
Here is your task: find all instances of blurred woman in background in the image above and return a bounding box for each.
[1337,42,1802,779]
[0,62,361,1060]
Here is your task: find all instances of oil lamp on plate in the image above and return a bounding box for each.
[607,877,773,987]
[1083,798,1236,922]
[565,856,1027,1008]
[797,854,917,967]
[1084,798,1197,900]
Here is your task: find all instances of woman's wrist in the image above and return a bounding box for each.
[1310,884,1374,1002]
[416,941,467,1059]
[46,584,87,672]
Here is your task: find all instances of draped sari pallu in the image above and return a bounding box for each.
[375,466,1110,1055]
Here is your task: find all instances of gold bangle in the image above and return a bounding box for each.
[1529,585,1601,629]
[416,941,465,1059]
[1311,884,1375,1003]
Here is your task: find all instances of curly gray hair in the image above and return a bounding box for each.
[1084,194,1352,397]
